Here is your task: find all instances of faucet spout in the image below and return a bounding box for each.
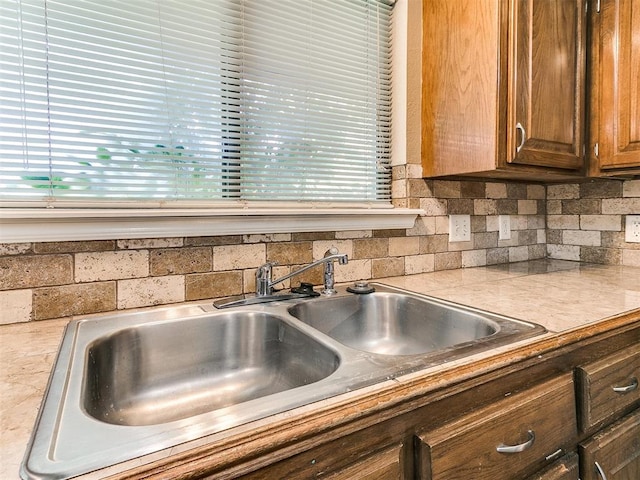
[255,247,348,297]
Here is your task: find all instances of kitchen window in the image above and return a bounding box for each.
[0,0,420,241]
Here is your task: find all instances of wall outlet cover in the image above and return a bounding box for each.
[625,215,640,243]
[499,215,511,240]
[449,215,471,242]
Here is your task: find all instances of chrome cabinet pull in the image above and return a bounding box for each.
[612,377,638,393]
[496,430,535,453]
[515,122,526,153]
[594,461,608,480]
[545,448,563,462]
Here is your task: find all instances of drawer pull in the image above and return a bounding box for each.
[594,461,608,480]
[612,377,638,393]
[545,448,563,462]
[496,430,535,453]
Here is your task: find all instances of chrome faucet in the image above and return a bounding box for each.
[255,247,348,297]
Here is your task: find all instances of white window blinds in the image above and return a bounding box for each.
[0,0,393,207]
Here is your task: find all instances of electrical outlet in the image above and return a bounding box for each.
[499,215,511,240]
[626,215,640,243]
[449,215,471,242]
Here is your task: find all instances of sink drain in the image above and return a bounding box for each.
[346,281,376,294]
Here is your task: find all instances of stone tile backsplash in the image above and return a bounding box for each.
[547,179,640,267]
[0,179,549,324]
[2,178,639,325]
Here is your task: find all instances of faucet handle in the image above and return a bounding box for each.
[255,261,278,296]
[323,247,348,265]
[324,247,339,257]
[256,261,278,277]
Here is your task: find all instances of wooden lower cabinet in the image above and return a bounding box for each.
[323,444,403,480]
[574,343,640,479]
[527,452,580,480]
[575,343,640,433]
[579,410,640,480]
[235,436,405,479]
[415,374,577,480]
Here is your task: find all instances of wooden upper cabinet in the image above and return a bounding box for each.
[422,0,502,177]
[589,0,640,175]
[422,0,586,180]
[510,0,586,171]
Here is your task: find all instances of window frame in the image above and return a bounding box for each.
[0,206,419,242]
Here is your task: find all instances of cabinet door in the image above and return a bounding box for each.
[421,0,503,177]
[592,0,640,172]
[579,410,640,480]
[422,0,585,179]
[508,0,586,170]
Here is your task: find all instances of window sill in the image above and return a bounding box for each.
[0,208,423,243]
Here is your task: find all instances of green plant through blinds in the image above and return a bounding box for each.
[0,0,393,206]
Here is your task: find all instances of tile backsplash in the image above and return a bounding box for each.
[1,179,548,324]
[547,180,640,267]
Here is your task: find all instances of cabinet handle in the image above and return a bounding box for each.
[515,122,526,153]
[594,461,608,480]
[496,430,535,453]
[612,377,638,393]
[545,448,564,462]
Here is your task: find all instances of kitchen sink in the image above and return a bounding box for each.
[22,283,545,480]
[83,312,340,426]
[288,291,499,355]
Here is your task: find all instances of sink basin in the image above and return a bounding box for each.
[83,312,340,426]
[288,291,499,355]
[22,307,352,480]
[22,284,545,480]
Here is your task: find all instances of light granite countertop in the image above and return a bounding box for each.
[381,259,640,332]
[2,259,640,480]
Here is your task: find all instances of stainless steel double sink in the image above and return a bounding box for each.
[22,283,545,479]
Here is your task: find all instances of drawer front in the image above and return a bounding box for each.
[576,344,640,430]
[323,444,403,480]
[416,374,577,480]
[578,410,640,480]
[526,452,579,480]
